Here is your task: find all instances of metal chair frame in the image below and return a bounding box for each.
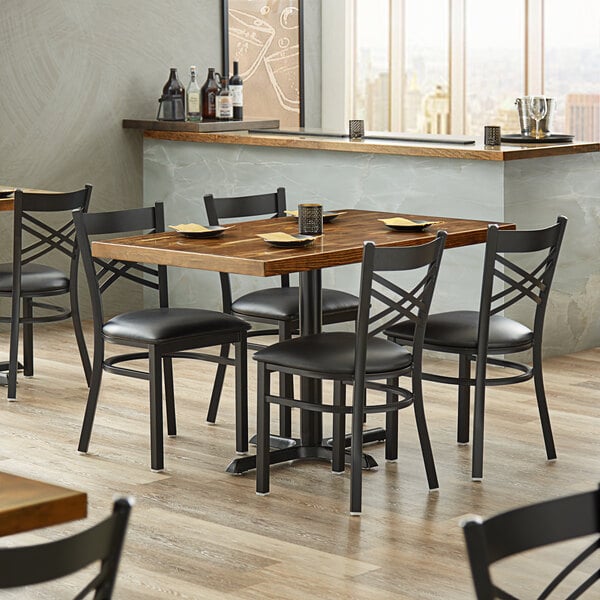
[462,484,600,599]
[74,203,248,471]
[0,496,133,599]
[387,216,567,480]
[255,232,447,514]
[0,186,93,399]
[204,187,359,438]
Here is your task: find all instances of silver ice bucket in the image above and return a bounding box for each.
[515,97,555,137]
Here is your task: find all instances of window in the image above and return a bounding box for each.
[324,0,600,140]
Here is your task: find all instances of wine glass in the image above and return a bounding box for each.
[527,96,547,139]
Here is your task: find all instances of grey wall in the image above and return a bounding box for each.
[0,0,223,315]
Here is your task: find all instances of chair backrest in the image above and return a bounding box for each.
[462,484,600,599]
[0,496,133,599]
[355,231,447,381]
[477,216,567,350]
[11,185,93,295]
[74,204,167,332]
[203,188,289,311]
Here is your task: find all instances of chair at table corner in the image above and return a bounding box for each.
[74,203,251,472]
[203,187,360,438]
[461,483,600,599]
[0,496,134,599]
[385,216,567,481]
[0,186,93,401]
[254,232,447,515]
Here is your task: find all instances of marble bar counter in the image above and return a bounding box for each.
[138,128,600,356]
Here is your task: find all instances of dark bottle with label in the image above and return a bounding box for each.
[201,67,220,121]
[229,61,243,120]
[157,67,185,121]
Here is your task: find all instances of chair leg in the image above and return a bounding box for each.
[70,284,92,386]
[163,356,176,437]
[278,322,293,438]
[471,357,487,480]
[332,381,346,473]
[412,380,439,490]
[7,295,21,400]
[457,354,471,444]
[350,384,365,515]
[533,343,557,460]
[22,298,33,377]
[206,344,230,424]
[385,377,399,461]
[78,337,105,453]
[256,363,271,495]
[234,338,248,454]
[149,347,164,471]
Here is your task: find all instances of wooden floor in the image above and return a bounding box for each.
[0,322,598,599]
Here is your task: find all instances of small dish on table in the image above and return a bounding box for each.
[378,217,441,232]
[257,232,317,248]
[169,224,230,238]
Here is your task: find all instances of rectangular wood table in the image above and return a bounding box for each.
[0,471,87,537]
[91,208,515,473]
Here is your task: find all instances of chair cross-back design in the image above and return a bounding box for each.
[254,232,447,514]
[75,203,250,471]
[204,188,359,440]
[0,186,93,400]
[0,496,133,599]
[462,484,600,599]
[385,216,567,480]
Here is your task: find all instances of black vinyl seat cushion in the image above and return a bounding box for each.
[231,287,359,321]
[386,310,533,351]
[254,331,412,376]
[103,308,251,343]
[0,262,69,294]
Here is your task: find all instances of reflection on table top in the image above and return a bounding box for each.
[0,471,87,537]
[91,208,515,277]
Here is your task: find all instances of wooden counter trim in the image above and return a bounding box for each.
[143,130,599,162]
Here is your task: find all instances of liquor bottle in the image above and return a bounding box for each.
[201,67,220,121]
[186,65,201,121]
[216,76,233,120]
[158,67,185,121]
[229,61,243,121]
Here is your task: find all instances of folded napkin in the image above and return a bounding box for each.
[169,223,218,233]
[257,232,315,242]
[378,217,440,226]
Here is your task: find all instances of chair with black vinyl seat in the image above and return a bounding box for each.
[462,484,600,599]
[0,496,133,599]
[385,216,567,481]
[204,188,359,438]
[0,186,93,400]
[254,232,447,514]
[74,204,251,471]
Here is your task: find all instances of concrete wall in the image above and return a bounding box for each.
[0,0,223,315]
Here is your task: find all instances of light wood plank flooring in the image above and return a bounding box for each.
[0,323,598,598]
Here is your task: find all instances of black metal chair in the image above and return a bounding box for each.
[385,216,567,480]
[204,188,359,438]
[74,204,251,471]
[462,484,600,599]
[0,186,93,400]
[0,496,133,599]
[254,232,447,514]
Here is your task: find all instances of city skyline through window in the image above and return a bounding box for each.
[348,0,600,140]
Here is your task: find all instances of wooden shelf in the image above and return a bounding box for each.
[122,118,279,133]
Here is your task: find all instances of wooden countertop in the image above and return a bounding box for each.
[143,129,599,161]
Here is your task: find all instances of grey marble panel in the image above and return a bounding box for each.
[144,139,506,321]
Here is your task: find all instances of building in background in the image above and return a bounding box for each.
[566,94,600,141]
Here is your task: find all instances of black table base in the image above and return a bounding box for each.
[226,427,386,474]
